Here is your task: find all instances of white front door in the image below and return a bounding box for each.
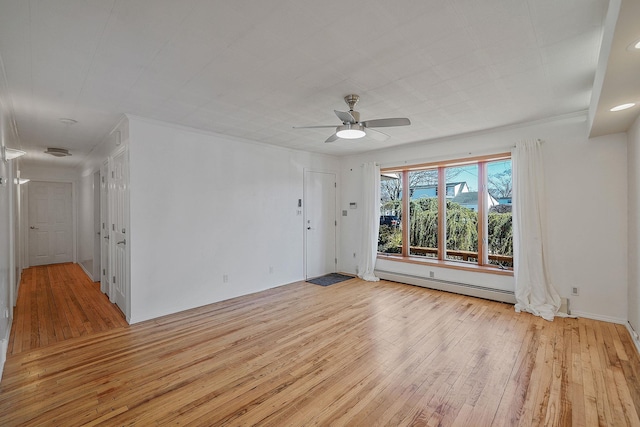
[304,171,336,279]
[28,181,73,266]
[100,162,109,295]
[109,149,129,316]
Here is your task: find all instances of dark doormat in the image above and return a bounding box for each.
[307,273,353,287]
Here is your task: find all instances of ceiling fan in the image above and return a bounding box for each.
[294,94,411,143]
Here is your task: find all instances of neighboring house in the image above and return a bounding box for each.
[410,182,469,200]
[450,191,499,211]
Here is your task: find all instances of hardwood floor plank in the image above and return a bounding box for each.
[8,263,126,356]
[2,265,640,425]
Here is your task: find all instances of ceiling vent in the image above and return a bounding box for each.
[44,148,72,157]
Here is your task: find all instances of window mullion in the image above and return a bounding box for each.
[478,162,487,266]
[402,170,410,257]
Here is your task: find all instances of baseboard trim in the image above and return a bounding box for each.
[79,262,94,282]
[376,269,516,304]
[0,324,10,382]
[625,323,640,356]
[569,310,627,325]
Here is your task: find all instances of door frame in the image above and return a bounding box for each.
[303,169,338,280]
[107,146,130,320]
[22,179,77,268]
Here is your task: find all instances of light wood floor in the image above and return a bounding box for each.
[2,264,640,426]
[7,263,128,355]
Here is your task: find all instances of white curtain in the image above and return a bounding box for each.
[358,162,381,282]
[513,139,561,321]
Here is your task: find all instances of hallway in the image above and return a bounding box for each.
[8,263,127,355]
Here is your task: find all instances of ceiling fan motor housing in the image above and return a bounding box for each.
[344,94,359,110]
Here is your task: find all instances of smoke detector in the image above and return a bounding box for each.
[44,148,72,157]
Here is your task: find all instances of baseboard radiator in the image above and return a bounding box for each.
[375,269,516,304]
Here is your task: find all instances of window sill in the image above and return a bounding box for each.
[376,253,514,277]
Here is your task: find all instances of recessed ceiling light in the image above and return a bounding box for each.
[627,39,640,51]
[59,118,78,125]
[610,103,636,112]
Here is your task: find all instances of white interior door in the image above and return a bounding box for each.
[92,171,101,280]
[109,149,129,316]
[304,171,336,279]
[100,162,109,295]
[28,181,73,266]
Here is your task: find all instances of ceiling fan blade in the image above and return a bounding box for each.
[293,125,338,129]
[325,133,339,143]
[361,118,411,128]
[334,110,356,124]
[365,128,389,141]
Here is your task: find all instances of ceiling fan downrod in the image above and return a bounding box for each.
[344,94,360,122]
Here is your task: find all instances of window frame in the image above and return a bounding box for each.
[378,152,513,276]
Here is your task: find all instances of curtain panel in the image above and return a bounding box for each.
[513,139,562,321]
[358,162,381,282]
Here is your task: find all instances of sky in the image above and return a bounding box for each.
[451,159,511,192]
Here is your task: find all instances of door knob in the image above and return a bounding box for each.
[30,226,39,230]
[104,235,109,240]
[117,239,126,245]
[307,227,311,230]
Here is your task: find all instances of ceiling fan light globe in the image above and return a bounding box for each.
[337,129,366,139]
[336,124,366,139]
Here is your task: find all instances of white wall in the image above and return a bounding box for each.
[127,117,340,323]
[628,114,640,333]
[544,130,627,322]
[0,157,14,370]
[20,165,79,182]
[339,113,628,322]
[0,69,21,377]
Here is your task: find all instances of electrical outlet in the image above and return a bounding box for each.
[353,252,356,258]
[429,271,435,278]
[571,286,579,296]
[223,274,228,283]
[269,266,274,274]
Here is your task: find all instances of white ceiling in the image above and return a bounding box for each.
[0,0,635,169]
[589,0,640,137]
